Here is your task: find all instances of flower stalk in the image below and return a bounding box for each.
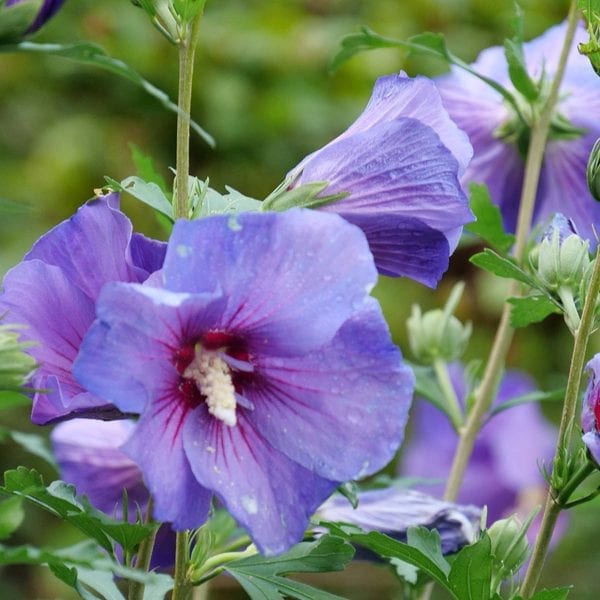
[127,497,158,600]
[443,0,581,503]
[520,247,600,597]
[172,530,193,600]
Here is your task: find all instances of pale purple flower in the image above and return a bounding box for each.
[0,193,166,425]
[400,364,557,526]
[73,209,414,555]
[51,418,176,568]
[287,74,474,288]
[317,487,481,555]
[5,0,66,34]
[438,21,600,244]
[581,354,600,464]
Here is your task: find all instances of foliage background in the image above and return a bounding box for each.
[1,0,599,597]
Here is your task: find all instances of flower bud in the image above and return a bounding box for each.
[488,515,530,578]
[407,305,471,365]
[536,214,590,292]
[1,0,65,41]
[587,138,600,203]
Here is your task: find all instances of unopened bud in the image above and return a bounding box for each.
[488,515,530,578]
[588,138,600,203]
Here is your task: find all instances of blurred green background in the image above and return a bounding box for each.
[1,0,599,598]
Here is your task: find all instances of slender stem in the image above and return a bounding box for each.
[175,15,204,220]
[172,530,192,600]
[191,544,258,584]
[433,358,463,430]
[128,498,158,600]
[521,248,600,597]
[443,0,580,502]
[557,461,596,506]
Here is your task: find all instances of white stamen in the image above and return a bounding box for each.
[183,348,237,427]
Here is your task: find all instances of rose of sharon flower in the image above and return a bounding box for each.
[400,364,557,525]
[0,194,166,424]
[581,354,600,464]
[286,74,474,288]
[4,0,66,34]
[74,209,414,555]
[438,22,600,243]
[51,419,176,569]
[318,487,481,555]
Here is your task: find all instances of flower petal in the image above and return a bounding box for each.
[249,300,413,482]
[163,210,378,356]
[183,408,337,555]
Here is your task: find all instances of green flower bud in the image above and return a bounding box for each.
[407,305,472,365]
[488,515,530,578]
[588,138,600,202]
[0,324,36,392]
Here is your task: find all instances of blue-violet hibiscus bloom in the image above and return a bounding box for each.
[4,0,66,34]
[437,21,600,245]
[286,73,474,288]
[73,209,414,555]
[0,193,166,424]
[581,354,600,465]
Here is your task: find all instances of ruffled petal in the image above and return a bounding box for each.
[248,300,413,481]
[163,210,378,356]
[183,407,337,555]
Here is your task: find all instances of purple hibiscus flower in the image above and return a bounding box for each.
[317,487,481,555]
[400,364,557,527]
[284,74,474,288]
[51,418,176,569]
[5,0,66,34]
[0,193,166,425]
[581,354,600,464]
[437,21,600,244]
[73,209,414,555]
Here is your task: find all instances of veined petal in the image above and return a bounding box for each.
[163,210,378,356]
[249,300,413,482]
[183,407,337,555]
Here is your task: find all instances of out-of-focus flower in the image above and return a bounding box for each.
[0,194,166,424]
[581,354,600,465]
[278,74,473,288]
[74,209,414,555]
[400,364,557,529]
[3,0,66,35]
[317,487,481,555]
[438,22,600,244]
[51,419,175,569]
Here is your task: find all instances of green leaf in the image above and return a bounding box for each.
[406,527,451,579]
[109,175,174,221]
[1,468,154,554]
[129,143,170,195]
[466,184,515,253]
[503,3,540,100]
[0,427,58,469]
[336,481,359,509]
[192,182,262,219]
[0,0,41,43]
[488,387,565,418]
[0,391,30,410]
[1,41,215,147]
[0,197,33,215]
[390,557,419,585]
[226,536,354,600]
[529,587,572,600]
[0,496,24,540]
[409,363,452,417]
[470,249,535,286]
[448,534,492,600]
[322,522,453,593]
[262,181,347,212]
[507,295,561,328]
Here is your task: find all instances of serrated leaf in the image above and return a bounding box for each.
[129,144,169,195]
[0,41,215,147]
[407,527,451,578]
[470,249,535,286]
[114,175,174,220]
[448,534,492,600]
[0,496,24,540]
[466,184,515,253]
[1,467,154,554]
[507,295,560,327]
[193,183,262,219]
[226,536,354,600]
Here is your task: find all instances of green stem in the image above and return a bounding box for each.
[433,358,463,430]
[128,498,158,600]
[521,248,600,597]
[557,461,596,506]
[191,544,258,584]
[443,0,580,502]
[175,14,204,220]
[172,530,192,600]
